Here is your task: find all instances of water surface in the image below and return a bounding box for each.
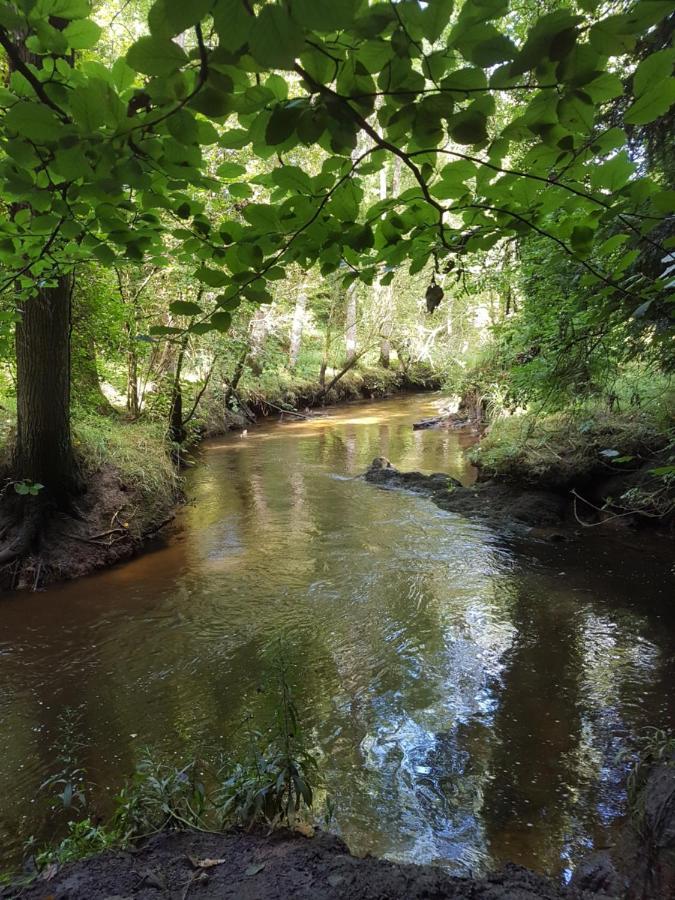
[1,394,673,877]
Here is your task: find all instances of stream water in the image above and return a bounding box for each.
[1,394,673,878]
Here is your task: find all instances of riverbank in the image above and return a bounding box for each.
[0,370,441,591]
[1,829,602,900]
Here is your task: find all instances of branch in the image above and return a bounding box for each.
[0,27,67,118]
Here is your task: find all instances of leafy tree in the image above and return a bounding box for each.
[0,0,673,562]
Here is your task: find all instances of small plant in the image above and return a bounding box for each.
[111,754,208,837]
[215,661,319,829]
[33,818,121,869]
[39,708,89,813]
[13,480,44,497]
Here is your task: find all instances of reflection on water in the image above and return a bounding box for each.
[0,394,673,876]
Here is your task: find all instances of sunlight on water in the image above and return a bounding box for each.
[0,394,673,876]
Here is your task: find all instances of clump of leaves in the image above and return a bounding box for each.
[39,708,89,813]
[215,662,319,829]
[112,754,208,838]
[33,818,121,870]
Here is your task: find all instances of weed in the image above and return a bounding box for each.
[215,661,319,830]
[112,754,208,837]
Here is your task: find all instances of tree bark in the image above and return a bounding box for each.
[289,285,307,368]
[345,281,358,364]
[14,275,81,502]
[168,336,188,444]
[378,158,401,368]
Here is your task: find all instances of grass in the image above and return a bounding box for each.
[473,404,673,488]
[73,409,178,507]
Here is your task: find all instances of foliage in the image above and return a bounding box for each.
[112,755,208,837]
[32,819,122,870]
[215,661,319,829]
[0,0,672,334]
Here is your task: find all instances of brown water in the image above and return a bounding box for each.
[1,394,674,878]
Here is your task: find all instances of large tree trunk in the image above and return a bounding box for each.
[289,285,307,368]
[14,275,81,504]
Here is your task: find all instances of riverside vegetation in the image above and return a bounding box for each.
[0,0,673,584]
[0,0,674,895]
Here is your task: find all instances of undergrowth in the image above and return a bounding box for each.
[73,409,178,505]
[12,660,324,878]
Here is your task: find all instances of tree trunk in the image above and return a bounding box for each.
[289,286,307,368]
[127,326,140,418]
[224,345,249,412]
[378,158,401,368]
[14,275,81,503]
[168,336,188,444]
[71,286,112,414]
[345,281,357,364]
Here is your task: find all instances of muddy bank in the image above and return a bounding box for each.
[364,457,569,537]
[3,829,607,900]
[0,463,179,592]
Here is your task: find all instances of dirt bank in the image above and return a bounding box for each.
[3,829,608,900]
[364,454,675,541]
[0,463,179,592]
[364,457,569,536]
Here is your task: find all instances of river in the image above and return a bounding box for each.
[1,394,673,878]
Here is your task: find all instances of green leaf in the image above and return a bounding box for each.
[441,66,487,92]
[34,0,90,20]
[126,35,188,76]
[330,181,361,221]
[189,87,232,118]
[63,18,101,49]
[271,165,312,193]
[164,0,213,35]
[265,105,301,145]
[290,0,359,32]
[170,300,203,316]
[625,78,675,125]
[242,204,279,230]
[195,266,229,287]
[633,49,674,97]
[212,0,252,51]
[590,151,635,192]
[217,162,247,179]
[448,109,488,145]
[423,0,454,43]
[249,5,306,70]
[210,311,232,331]
[4,101,62,142]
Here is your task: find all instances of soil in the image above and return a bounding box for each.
[364,457,569,536]
[2,829,611,900]
[0,463,179,592]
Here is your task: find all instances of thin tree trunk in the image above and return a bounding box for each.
[345,281,357,364]
[378,157,401,368]
[168,336,188,444]
[127,324,140,417]
[224,346,249,411]
[14,275,81,502]
[289,285,307,368]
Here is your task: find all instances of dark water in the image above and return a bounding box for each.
[1,394,673,878]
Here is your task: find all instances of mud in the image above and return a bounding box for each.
[0,464,178,592]
[3,830,611,900]
[364,457,568,535]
